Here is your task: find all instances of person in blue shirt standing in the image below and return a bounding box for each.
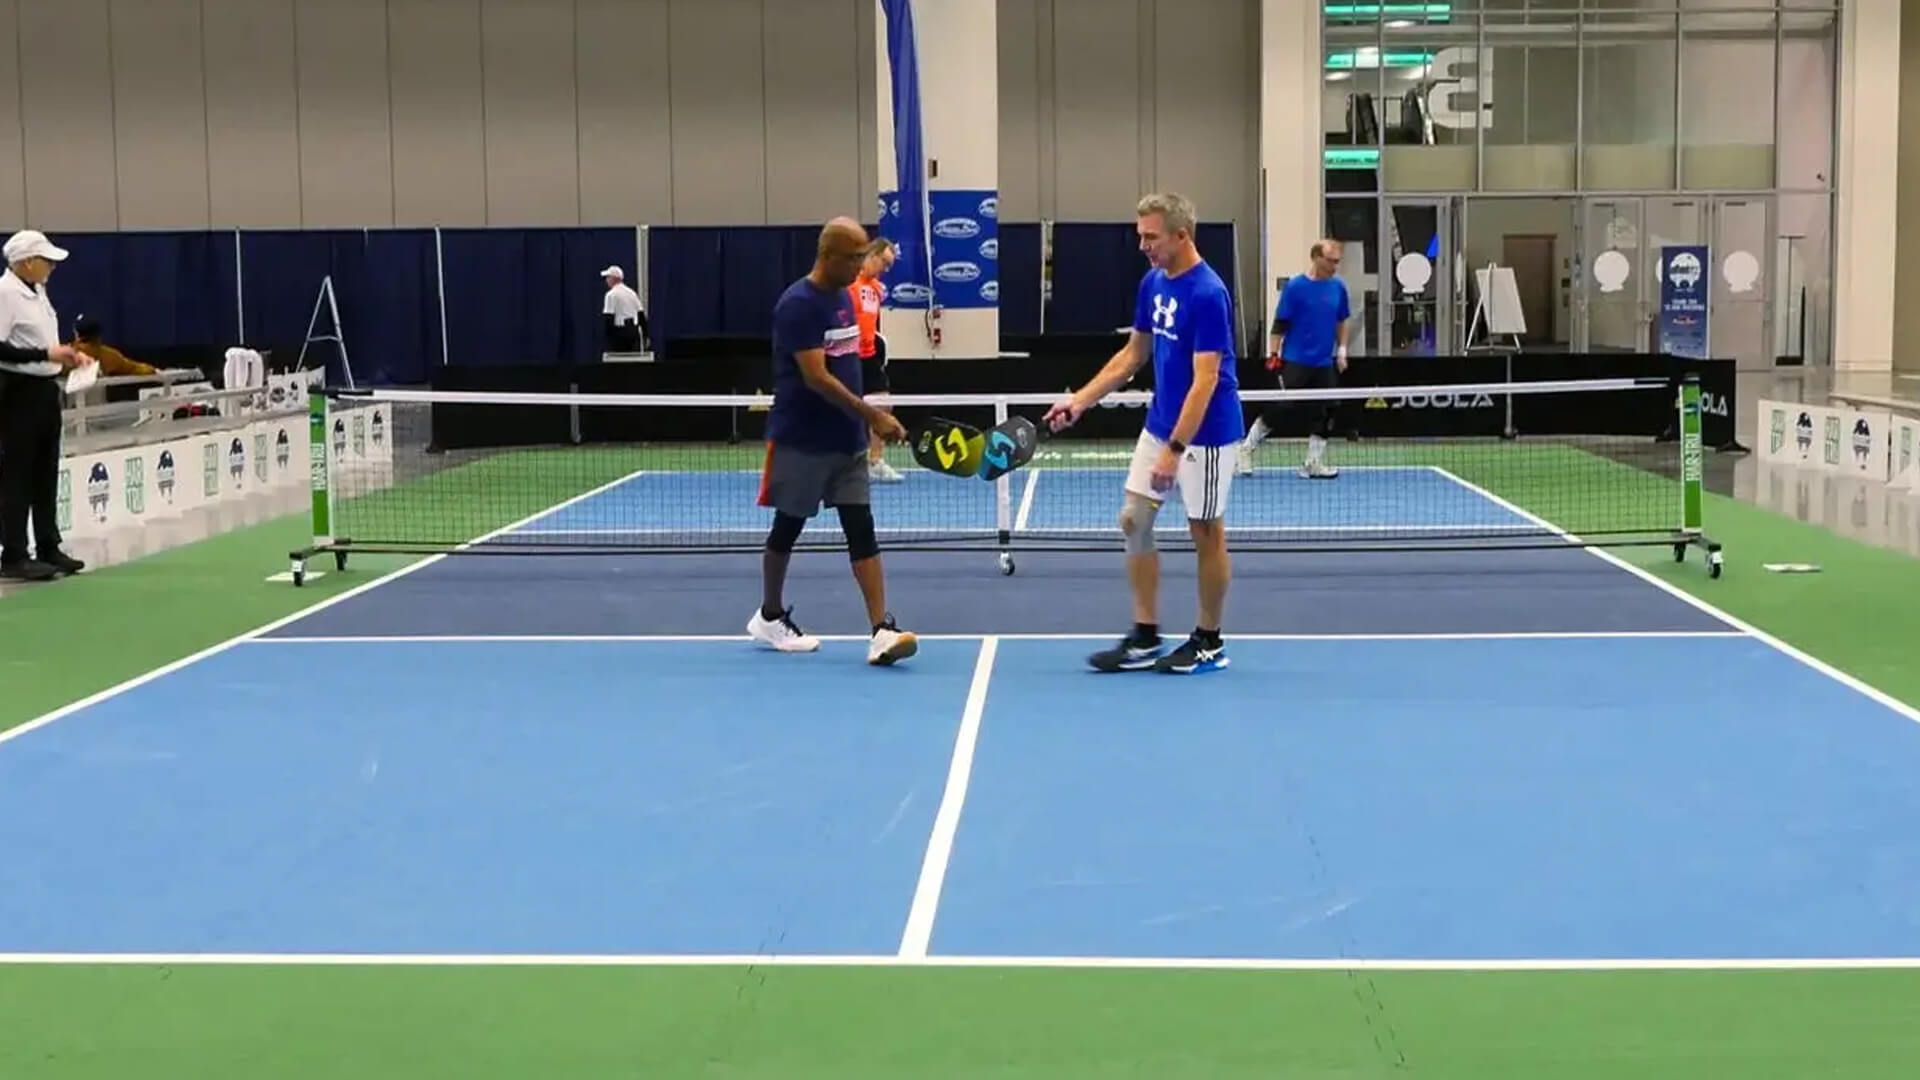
[749,216,917,667]
[1239,239,1351,478]
[1044,193,1241,675]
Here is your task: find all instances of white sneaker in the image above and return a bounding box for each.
[869,459,904,483]
[867,616,918,666]
[748,607,821,652]
[1237,418,1268,476]
[1299,460,1340,479]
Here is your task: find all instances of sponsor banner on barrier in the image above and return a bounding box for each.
[1892,415,1919,491]
[1758,398,1892,481]
[1838,405,1891,482]
[1759,399,1829,470]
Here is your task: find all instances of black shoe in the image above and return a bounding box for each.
[0,559,57,582]
[1088,631,1166,672]
[1153,632,1231,675]
[38,549,84,575]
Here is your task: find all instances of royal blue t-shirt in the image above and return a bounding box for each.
[1275,274,1351,367]
[1132,260,1243,448]
[766,276,865,454]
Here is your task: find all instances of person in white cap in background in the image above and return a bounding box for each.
[600,265,649,354]
[0,229,94,581]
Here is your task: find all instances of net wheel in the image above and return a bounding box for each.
[1673,543,1687,563]
[1708,549,1724,579]
[998,552,1016,576]
[334,550,349,572]
[291,559,307,588]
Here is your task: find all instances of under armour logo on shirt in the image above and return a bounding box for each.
[1152,295,1178,327]
[1150,294,1180,340]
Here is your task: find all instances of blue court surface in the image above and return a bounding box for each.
[4,467,1920,966]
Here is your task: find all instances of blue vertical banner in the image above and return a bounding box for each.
[1658,245,1710,359]
[927,189,999,309]
[878,0,932,311]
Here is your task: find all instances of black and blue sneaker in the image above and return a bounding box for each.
[1087,627,1166,672]
[1152,630,1230,674]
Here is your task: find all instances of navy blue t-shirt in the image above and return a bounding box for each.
[1133,260,1243,448]
[1275,274,1351,367]
[767,277,865,454]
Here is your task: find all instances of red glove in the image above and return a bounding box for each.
[1265,352,1282,372]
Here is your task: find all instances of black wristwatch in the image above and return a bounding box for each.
[1167,438,1187,454]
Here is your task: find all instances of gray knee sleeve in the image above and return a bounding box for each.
[1120,493,1160,555]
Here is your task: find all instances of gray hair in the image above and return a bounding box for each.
[1136,192,1196,237]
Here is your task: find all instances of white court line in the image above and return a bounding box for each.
[0,469,653,749]
[898,636,999,959]
[1428,466,1920,727]
[243,631,1751,646]
[1013,471,1040,532]
[0,952,1915,971]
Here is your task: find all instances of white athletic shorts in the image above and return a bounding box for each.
[1124,429,1235,521]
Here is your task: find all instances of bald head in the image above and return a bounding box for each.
[814,216,871,288]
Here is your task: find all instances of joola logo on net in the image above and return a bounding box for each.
[1366,392,1495,410]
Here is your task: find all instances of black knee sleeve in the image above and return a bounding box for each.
[766,511,806,554]
[837,503,880,561]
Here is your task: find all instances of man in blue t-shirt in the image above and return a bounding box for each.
[1240,239,1351,478]
[749,216,917,668]
[1043,192,1242,676]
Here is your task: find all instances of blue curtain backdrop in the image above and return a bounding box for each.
[646,225,819,347]
[997,222,1041,336]
[1046,222,1240,335]
[46,231,239,348]
[241,229,441,386]
[26,218,1234,382]
[436,227,637,370]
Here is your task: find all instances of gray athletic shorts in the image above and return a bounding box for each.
[758,442,870,519]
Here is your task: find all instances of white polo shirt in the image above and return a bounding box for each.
[0,268,60,377]
[603,282,644,327]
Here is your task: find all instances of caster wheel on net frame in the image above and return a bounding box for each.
[998,552,1016,576]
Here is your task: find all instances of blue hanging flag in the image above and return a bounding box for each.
[877,0,932,310]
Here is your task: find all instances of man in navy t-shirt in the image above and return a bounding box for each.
[1043,192,1242,675]
[1240,239,1351,478]
[749,216,917,667]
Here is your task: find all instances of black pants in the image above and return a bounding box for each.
[0,372,63,563]
[1259,362,1340,437]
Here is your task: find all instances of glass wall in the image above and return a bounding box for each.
[1319,1,1837,368]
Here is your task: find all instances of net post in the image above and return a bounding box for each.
[1678,373,1705,536]
[993,396,1012,567]
[309,388,332,548]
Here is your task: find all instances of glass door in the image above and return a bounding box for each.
[1380,197,1454,355]
[1578,198,1645,353]
[1709,197,1773,372]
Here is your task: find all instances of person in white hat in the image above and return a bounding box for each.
[0,229,93,581]
[600,265,649,354]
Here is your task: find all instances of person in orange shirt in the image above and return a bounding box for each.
[851,239,901,482]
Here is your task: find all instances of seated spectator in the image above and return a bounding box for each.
[72,317,157,377]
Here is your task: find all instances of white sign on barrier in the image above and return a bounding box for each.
[1836,405,1891,481]
[1891,416,1920,491]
